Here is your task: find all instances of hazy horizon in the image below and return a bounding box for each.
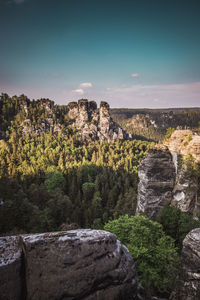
[1,0,200,108]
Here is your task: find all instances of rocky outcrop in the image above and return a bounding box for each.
[37,98,54,112]
[67,99,130,141]
[170,152,198,214]
[0,229,141,300]
[20,98,62,135]
[136,130,200,218]
[136,147,176,219]
[167,130,200,163]
[170,228,200,300]
[166,130,200,214]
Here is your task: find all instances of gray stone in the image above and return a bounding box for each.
[170,228,200,300]
[67,99,129,142]
[136,147,176,219]
[169,150,198,215]
[0,236,22,300]
[23,229,139,300]
[0,230,141,300]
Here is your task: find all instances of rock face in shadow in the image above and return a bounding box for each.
[0,230,141,300]
[0,236,22,300]
[136,147,176,219]
[67,99,130,141]
[170,228,200,300]
[136,132,199,218]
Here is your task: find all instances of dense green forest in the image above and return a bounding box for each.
[111,107,200,142]
[111,107,200,125]
[0,130,151,233]
[0,93,152,233]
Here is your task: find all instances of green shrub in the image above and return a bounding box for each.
[104,215,178,297]
[156,205,200,251]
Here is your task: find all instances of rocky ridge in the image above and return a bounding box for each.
[67,99,130,141]
[0,229,141,300]
[117,109,200,142]
[0,97,130,141]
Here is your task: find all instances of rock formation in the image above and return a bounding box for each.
[67,99,130,141]
[136,130,200,218]
[170,228,200,300]
[170,152,198,214]
[166,129,200,163]
[136,147,176,219]
[0,229,142,300]
[167,130,200,214]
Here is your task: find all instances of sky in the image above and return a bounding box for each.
[0,0,200,108]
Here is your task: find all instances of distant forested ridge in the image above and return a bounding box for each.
[111,107,200,142]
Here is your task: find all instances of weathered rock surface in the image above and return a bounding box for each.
[67,99,130,141]
[0,236,22,300]
[167,130,200,163]
[170,152,198,214]
[0,230,141,300]
[136,147,176,219]
[165,130,200,214]
[170,228,200,300]
[136,130,200,217]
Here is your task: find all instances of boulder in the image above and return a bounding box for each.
[0,230,141,300]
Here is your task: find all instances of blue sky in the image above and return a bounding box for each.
[0,0,200,107]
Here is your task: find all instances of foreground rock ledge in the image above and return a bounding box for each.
[0,229,141,300]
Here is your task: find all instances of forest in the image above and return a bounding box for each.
[0,93,152,233]
[1,93,200,298]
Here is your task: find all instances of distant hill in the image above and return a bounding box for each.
[111,107,200,141]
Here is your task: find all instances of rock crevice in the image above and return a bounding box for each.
[0,229,141,300]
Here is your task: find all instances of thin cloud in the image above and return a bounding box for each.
[104,81,200,108]
[80,82,93,88]
[131,73,140,78]
[73,89,84,95]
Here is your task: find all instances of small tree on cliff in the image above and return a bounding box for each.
[104,215,178,297]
